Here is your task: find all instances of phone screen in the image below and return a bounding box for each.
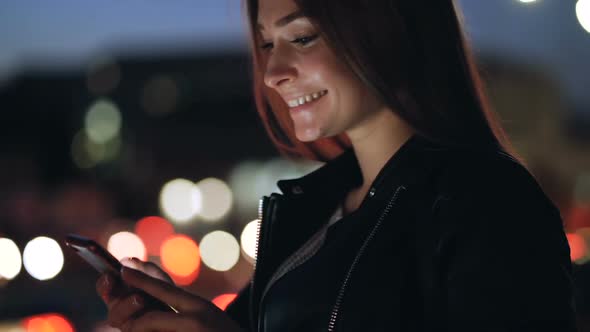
[65,234,122,275]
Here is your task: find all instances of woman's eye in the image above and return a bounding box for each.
[292,34,319,46]
[259,34,318,51]
[260,42,273,50]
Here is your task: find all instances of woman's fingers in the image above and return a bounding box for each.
[121,257,174,284]
[96,273,150,329]
[96,273,126,303]
[107,293,145,328]
[121,266,209,313]
[96,273,113,302]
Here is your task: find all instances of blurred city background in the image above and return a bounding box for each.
[0,0,589,331]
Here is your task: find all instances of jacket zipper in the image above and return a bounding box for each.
[257,219,330,330]
[327,185,407,332]
[250,196,268,332]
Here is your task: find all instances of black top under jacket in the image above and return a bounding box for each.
[262,203,373,331]
[226,134,578,332]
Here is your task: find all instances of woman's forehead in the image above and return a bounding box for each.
[257,0,300,30]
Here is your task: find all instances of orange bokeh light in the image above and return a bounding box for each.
[212,293,238,311]
[135,216,175,256]
[160,234,201,285]
[45,314,74,332]
[25,317,52,332]
[566,233,587,262]
[23,313,75,332]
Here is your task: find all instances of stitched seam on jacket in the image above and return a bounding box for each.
[260,222,329,302]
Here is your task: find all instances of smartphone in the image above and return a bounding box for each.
[64,234,177,313]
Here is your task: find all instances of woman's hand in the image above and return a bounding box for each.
[96,258,244,332]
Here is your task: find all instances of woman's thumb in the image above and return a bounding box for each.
[120,257,174,284]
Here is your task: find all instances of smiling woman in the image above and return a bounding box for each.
[255,2,393,147]
[247,0,515,163]
[95,0,577,331]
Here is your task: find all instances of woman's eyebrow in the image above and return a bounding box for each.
[257,10,304,31]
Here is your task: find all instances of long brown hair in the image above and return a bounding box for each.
[245,0,517,162]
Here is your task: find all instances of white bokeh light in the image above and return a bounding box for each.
[577,0,590,34]
[228,161,264,213]
[23,237,64,281]
[159,178,202,224]
[229,158,321,214]
[240,220,259,263]
[199,231,240,271]
[84,99,122,144]
[0,238,22,280]
[107,232,147,262]
[195,177,233,222]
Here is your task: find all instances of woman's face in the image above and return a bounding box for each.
[257,0,387,142]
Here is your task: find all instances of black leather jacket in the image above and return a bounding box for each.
[226,135,577,331]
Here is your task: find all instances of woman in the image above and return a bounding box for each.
[96,0,577,330]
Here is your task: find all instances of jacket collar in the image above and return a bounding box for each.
[277,134,449,203]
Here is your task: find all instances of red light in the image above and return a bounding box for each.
[566,233,587,262]
[212,293,238,311]
[567,205,590,230]
[24,317,52,332]
[23,313,75,332]
[135,216,175,256]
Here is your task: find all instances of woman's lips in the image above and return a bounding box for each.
[288,91,327,114]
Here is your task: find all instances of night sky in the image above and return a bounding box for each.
[0,0,589,109]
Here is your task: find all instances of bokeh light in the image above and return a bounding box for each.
[44,314,75,332]
[240,220,259,264]
[567,204,590,230]
[255,158,321,198]
[71,130,121,169]
[228,161,264,213]
[107,232,147,262]
[71,130,103,169]
[0,238,22,280]
[24,317,52,332]
[200,231,240,272]
[518,0,537,3]
[22,237,64,281]
[135,216,175,256]
[577,0,590,34]
[159,178,202,224]
[23,313,74,332]
[229,159,321,213]
[195,177,233,222]
[141,75,179,116]
[566,233,588,263]
[0,321,25,331]
[212,293,238,311]
[84,99,122,144]
[160,235,201,285]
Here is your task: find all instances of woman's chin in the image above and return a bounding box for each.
[295,127,322,142]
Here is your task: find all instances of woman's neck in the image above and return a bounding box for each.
[347,109,415,193]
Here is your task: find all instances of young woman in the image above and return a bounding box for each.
[96,0,577,331]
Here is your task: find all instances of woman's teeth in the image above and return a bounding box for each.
[287,90,327,108]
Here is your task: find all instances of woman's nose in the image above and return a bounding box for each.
[263,52,297,89]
